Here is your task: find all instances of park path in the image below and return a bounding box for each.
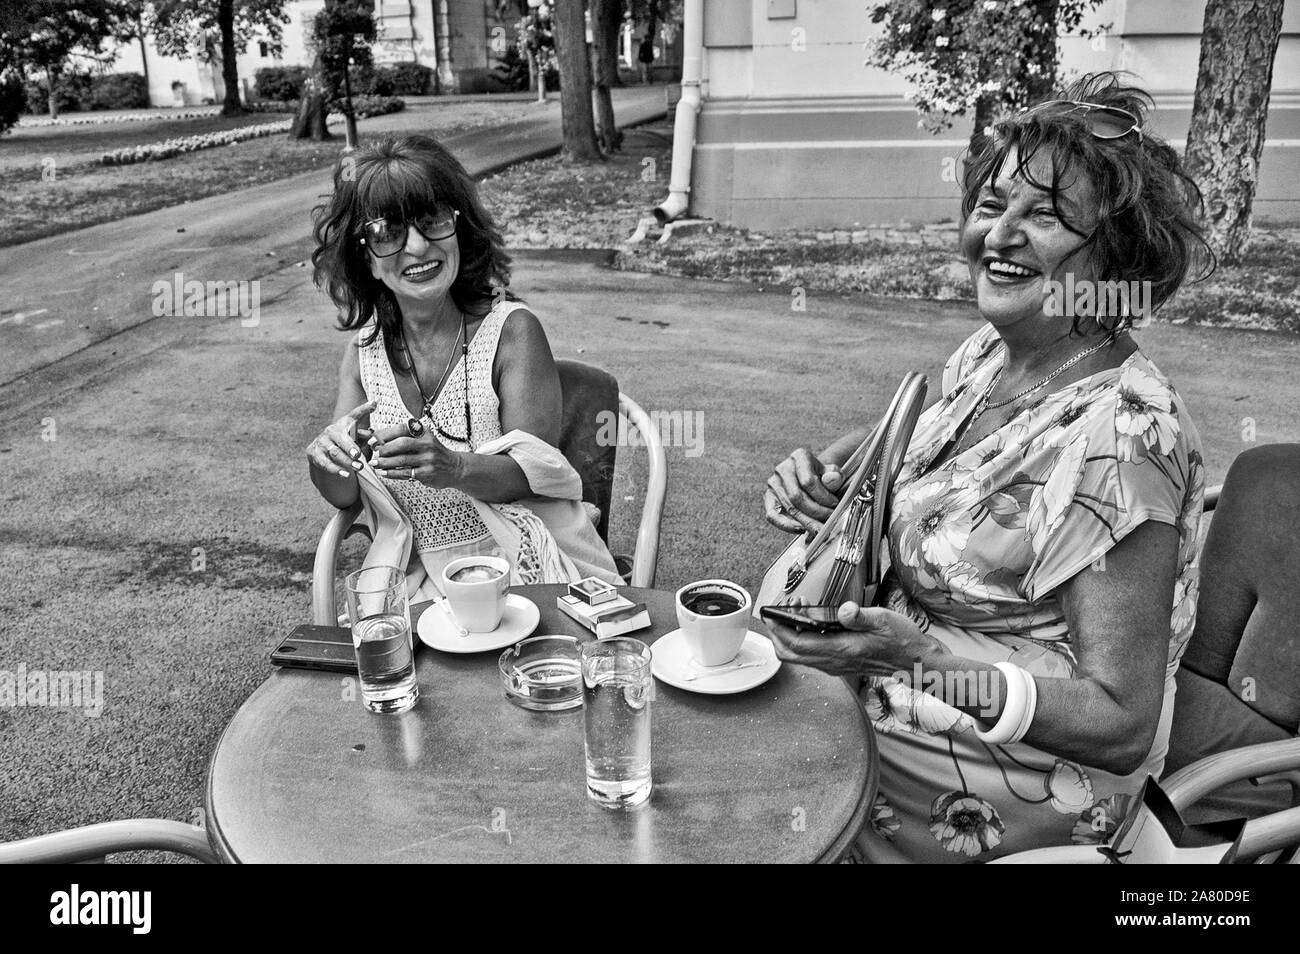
[0,87,667,388]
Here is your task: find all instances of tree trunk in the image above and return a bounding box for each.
[602,0,623,88]
[968,92,997,157]
[434,0,455,94]
[46,65,60,120]
[591,0,621,152]
[553,0,602,162]
[1184,0,1285,265]
[642,8,657,84]
[290,56,333,140]
[217,0,244,115]
[137,15,151,105]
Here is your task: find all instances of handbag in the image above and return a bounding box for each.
[757,372,928,611]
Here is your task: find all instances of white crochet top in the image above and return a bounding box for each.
[357,301,517,555]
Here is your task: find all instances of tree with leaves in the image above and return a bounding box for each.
[0,0,130,119]
[1184,0,1285,265]
[867,0,1105,151]
[151,0,288,116]
[292,0,375,145]
[116,1,154,100]
[552,0,601,162]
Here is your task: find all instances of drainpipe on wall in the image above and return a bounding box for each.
[652,0,703,223]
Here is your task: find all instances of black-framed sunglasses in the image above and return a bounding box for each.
[1022,100,1143,143]
[358,209,460,258]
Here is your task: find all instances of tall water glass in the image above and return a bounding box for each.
[581,637,653,808]
[345,565,418,714]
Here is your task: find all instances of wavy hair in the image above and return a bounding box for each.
[311,135,514,369]
[961,72,1214,333]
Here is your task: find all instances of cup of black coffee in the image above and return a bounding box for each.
[675,579,751,666]
[442,555,511,632]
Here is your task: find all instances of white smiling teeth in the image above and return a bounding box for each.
[403,261,441,277]
[987,261,1034,277]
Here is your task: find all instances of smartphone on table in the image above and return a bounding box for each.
[271,624,359,673]
[758,604,846,634]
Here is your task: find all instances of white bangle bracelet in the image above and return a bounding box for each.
[975,661,1028,745]
[1008,666,1038,745]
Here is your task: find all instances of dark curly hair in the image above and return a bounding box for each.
[311,135,515,370]
[961,72,1214,333]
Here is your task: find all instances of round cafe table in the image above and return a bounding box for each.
[205,585,878,863]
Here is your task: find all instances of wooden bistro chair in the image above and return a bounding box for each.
[310,359,668,626]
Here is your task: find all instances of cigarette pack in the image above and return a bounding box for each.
[567,576,619,606]
[556,593,652,638]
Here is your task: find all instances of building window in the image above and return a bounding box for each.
[259,41,270,58]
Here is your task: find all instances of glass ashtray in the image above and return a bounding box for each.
[499,635,584,711]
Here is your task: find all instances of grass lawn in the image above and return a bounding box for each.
[480,125,673,249]
[0,99,538,248]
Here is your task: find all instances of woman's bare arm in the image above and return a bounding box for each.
[445,308,560,503]
[936,520,1179,774]
[308,341,369,509]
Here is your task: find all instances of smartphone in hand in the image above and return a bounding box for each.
[758,604,846,634]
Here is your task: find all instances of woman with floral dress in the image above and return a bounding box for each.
[762,74,1211,862]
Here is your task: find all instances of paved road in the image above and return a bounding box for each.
[0,87,667,388]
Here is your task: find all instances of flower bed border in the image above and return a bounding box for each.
[19,108,222,128]
[99,119,296,166]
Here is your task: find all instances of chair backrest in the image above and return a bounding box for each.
[1163,444,1300,822]
[1184,443,1300,730]
[555,359,619,543]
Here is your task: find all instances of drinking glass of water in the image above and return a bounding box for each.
[345,565,419,714]
[581,637,653,808]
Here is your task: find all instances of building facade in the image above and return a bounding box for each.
[692,0,1300,228]
[111,0,522,108]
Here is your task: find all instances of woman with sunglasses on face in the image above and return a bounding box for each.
[307,136,619,593]
[762,74,1213,861]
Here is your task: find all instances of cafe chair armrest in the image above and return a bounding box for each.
[618,391,666,588]
[312,500,364,626]
[1161,737,1300,812]
[989,844,1108,864]
[0,819,219,864]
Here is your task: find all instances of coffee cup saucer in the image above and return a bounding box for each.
[417,594,540,653]
[650,629,780,695]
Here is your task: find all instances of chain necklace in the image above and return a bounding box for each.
[973,331,1123,423]
[399,313,471,443]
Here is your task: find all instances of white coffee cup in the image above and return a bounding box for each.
[675,579,752,667]
[442,556,510,633]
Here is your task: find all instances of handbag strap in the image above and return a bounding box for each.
[800,373,928,579]
[865,372,928,585]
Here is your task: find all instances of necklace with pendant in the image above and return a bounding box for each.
[399,313,471,444]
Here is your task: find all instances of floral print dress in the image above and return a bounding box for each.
[863,322,1205,862]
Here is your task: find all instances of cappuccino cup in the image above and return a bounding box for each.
[442,556,510,633]
[675,579,752,667]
